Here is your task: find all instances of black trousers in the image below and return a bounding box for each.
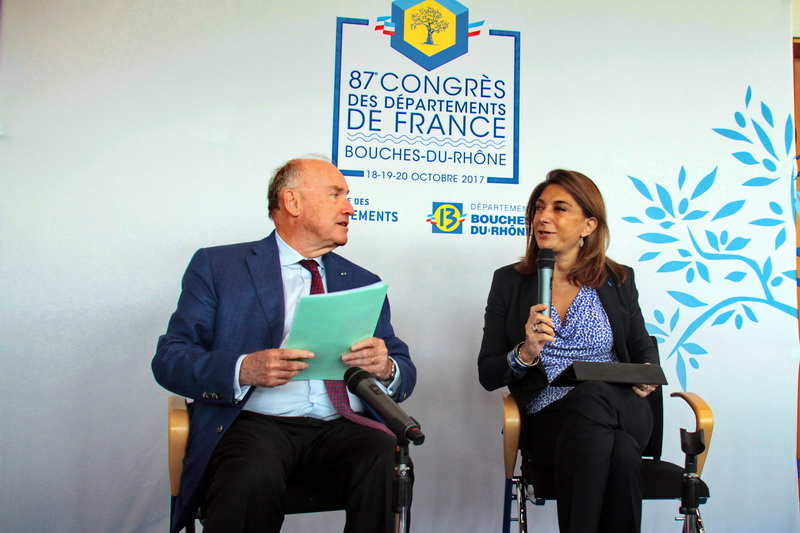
[524,381,653,533]
[202,411,398,533]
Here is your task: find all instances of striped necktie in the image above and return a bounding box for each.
[298,260,393,436]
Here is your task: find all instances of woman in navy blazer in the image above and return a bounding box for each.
[478,169,658,533]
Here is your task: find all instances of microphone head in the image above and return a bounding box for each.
[344,366,371,393]
[536,248,555,269]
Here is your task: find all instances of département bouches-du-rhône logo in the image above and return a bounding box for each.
[427,202,466,233]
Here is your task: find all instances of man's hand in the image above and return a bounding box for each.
[239,348,314,387]
[342,337,394,382]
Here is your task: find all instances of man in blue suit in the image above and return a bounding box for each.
[153,158,416,533]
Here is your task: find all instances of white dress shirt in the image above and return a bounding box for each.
[234,232,399,419]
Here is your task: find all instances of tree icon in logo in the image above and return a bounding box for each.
[411,6,450,46]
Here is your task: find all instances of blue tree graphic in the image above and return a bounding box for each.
[622,86,798,390]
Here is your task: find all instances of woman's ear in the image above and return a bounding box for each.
[582,217,598,237]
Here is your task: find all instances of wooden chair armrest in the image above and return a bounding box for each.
[669,391,714,476]
[168,395,190,497]
[503,394,522,479]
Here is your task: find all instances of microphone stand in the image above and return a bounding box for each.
[393,438,414,533]
[676,428,706,533]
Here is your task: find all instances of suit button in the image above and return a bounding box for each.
[216,425,224,433]
[202,393,210,399]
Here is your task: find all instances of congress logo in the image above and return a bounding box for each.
[427,202,466,233]
[390,0,470,71]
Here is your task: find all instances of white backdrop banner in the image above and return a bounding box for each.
[1,1,799,532]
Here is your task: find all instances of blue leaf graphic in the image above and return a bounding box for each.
[764,257,773,278]
[645,323,667,336]
[686,268,695,283]
[732,152,759,165]
[691,167,717,199]
[745,86,752,107]
[760,102,774,127]
[712,309,735,325]
[690,358,700,369]
[785,115,794,155]
[705,230,720,251]
[658,261,690,273]
[752,119,777,158]
[677,248,692,257]
[742,176,779,187]
[676,354,687,391]
[638,233,679,244]
[735,111,746,127]
[735,315,743,329]
[776,227,786,249]
[659,221,675,229]
[771,277,783,287]
[683,210,709,220]
[654,310,665,323]
[783,269,797,279]
[639,251,660,261]
[682,343,708,355]
[725,272,747,282]
[750,218,782,226]
[623,216,643,224]
[696,261,710,282]
[762,158,776,172]
[712,128,752,143]
[645,207,666,220]
[678,167,686,189]
[725,237,750,251]
[670,309,680,331]
[656,184,674,216]
[720,230,729,245]
[678,198,688,215]
[667,291,707,307]
[742,305,758,323]
[627,176,653,201]
[769,202,783,215]
[712,200,745,221]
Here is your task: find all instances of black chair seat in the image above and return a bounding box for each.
[520,458,709,503]
[641,459,709,500]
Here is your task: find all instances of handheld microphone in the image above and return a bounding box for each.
[344,367,425,445]
[536,248,555,317]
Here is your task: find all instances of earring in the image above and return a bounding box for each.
[580,237,584,248]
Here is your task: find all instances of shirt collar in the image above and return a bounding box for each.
[275,231,323,270]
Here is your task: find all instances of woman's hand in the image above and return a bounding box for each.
[632,383,659,398]
[519,303,556,364]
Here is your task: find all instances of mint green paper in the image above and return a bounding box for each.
[286,282,389,380]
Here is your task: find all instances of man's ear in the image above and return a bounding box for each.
[283,188,302,217]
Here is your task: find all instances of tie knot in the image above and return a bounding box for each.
[299,259,319,274]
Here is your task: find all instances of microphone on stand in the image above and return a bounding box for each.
[344,367,425,445]
[536,248,555,317]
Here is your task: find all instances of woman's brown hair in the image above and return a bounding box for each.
[517,169,627,288]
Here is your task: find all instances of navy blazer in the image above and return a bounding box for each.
[477,262,655,413]
[153,231,415,533]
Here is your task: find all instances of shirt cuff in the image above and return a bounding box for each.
[384,356,401,396]
[234,353,251,402]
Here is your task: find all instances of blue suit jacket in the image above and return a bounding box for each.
[152,232,415,533]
